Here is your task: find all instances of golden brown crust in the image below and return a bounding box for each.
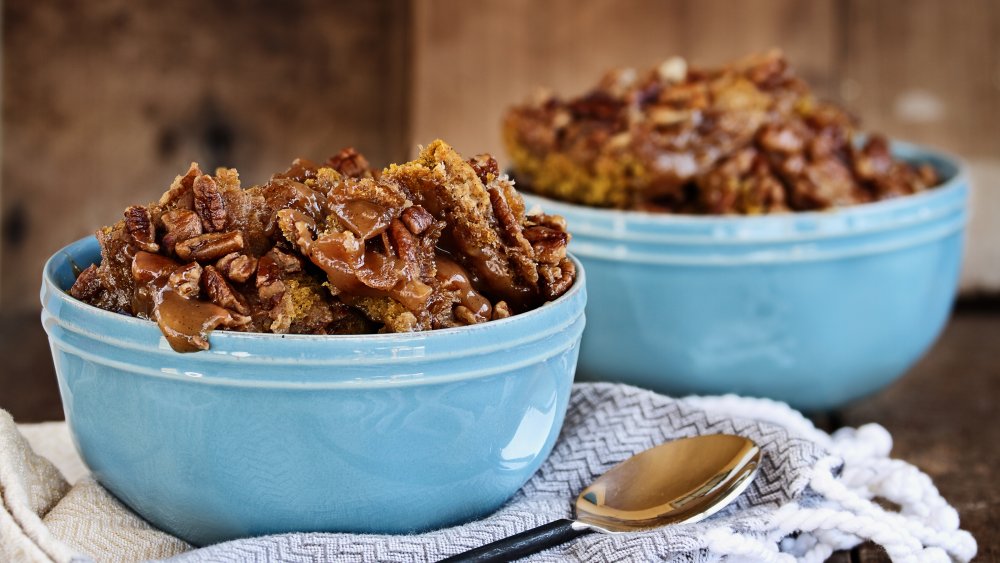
[504,50,939,213]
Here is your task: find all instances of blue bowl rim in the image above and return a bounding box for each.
[41,236,587,386]
[519,139,969,243]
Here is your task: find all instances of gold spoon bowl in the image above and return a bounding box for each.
[442,434,761,562]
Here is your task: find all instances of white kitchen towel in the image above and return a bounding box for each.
[1,383,976,562]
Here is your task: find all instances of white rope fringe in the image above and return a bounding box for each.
[685,396,977,562]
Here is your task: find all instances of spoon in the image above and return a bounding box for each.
[440,434,761,563]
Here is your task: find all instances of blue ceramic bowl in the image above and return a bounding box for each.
[523,141,967,411]
[40,237,586,546]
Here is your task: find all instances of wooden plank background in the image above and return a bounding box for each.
[1,0,411,310]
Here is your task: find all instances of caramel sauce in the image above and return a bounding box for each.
[435,255,491,322]
[131,251,180,284]
[307,230,436,313]
[263,179,326,233]
[154,290,236,352]
[328,200,396,240]
[391,278,433,312]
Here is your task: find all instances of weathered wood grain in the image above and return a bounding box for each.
[841,0,1000,294]
[1,0,411,309]
[841,0,998,159]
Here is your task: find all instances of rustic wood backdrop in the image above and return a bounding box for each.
[2,0,998,419]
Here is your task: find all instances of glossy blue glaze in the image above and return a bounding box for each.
[41,241,586,546]
[523,141,966,411]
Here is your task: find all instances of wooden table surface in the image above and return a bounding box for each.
[3,309,997,561]
[822,308,998,562]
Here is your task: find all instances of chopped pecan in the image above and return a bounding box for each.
[160,209,203,255]
[267,247,304,273]
[255,254,287,303]
[175,231,244,262]
[326,147,370,178]
[201,265,249,315]
[193,174,227,232]
[468,154,499,184]
[568,91,623,121]
[274,158,319,183]
[648,106,690,127]
[168,262,203,298]
[525,213,566,232]
[268,293,296,334]
[400,205,435,235]
[538,257,575,300]
[275,208,317,253]
[69,264,104,302]
[523,225,569,264]
[758,123,804,154]
[389,219,420,276]
[124,206,159,252]
[492,301,511,320]
[216,253,257,283]
[454,305,479,325]
[489,188,533,255]
[158,163,201,208]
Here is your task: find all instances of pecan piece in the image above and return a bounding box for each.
[124,206,159,252]
[492,301,511,320]
[216,252,257,283]
[175,231,244,262]
[454,305,479,325]
[468,154,499,184]
[325,147,370,178]
[489,187,533,255]
[256,254,287,303]
[168,262,203,298]
[568,91,623,121]
[193,174,227,232]
[201,265,250,315]
[160,209,203,255]
[389,219,420,276]
[538,257,575,300]
[526,213,567,232]
[268,293,296,334]
[69,264,104,302]
[400,205,435,235]
[523,225,569,264]
[275,208,317,253]
[267,247,304,273]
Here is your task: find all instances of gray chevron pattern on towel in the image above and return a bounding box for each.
[161,383,827,562]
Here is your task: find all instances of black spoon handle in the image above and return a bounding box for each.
[439,519,592,563]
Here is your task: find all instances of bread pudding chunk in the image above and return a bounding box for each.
[503,50,940,213]
[69,141,574,352]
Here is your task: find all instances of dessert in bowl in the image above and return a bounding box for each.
[505,51,966,410]
[41,141,585,545]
